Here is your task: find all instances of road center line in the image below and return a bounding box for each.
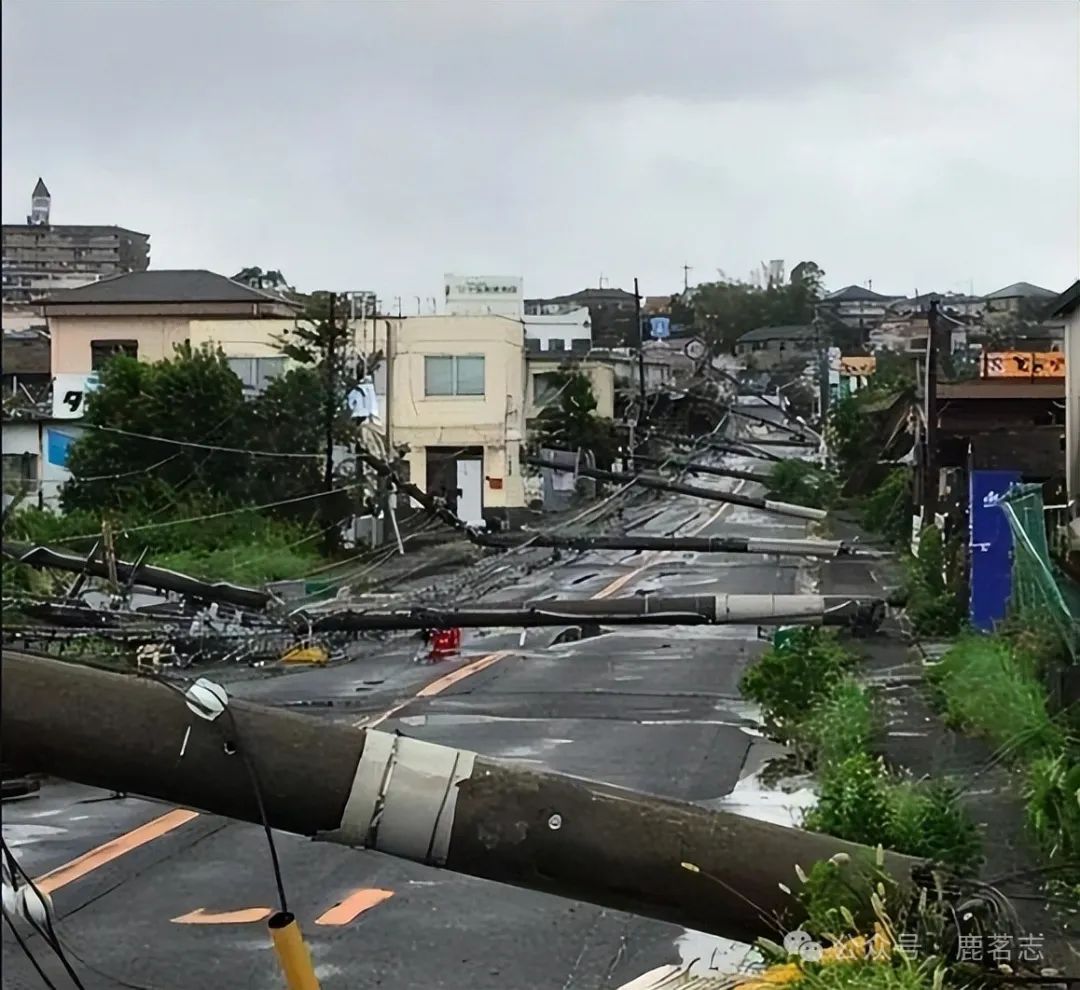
[33,807,200,894]
[359,478,749,727]
[315,888,395,925]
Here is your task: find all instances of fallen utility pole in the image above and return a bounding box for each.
[2,651,924,946]
[630,453,770,486]
[725,405,811,441]
[482,533,868,560]
[2,541,271,611]
[307,593,886,633]
[526,457,826,521]
[646,430,786,463]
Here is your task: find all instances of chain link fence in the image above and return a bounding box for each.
[1001,483,1080,664]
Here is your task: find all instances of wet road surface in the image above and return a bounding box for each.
[3,438,824,989]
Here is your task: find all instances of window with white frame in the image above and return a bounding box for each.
[424,355,485,396]
[227,356,288,392]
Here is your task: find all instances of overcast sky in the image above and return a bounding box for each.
[3,1,1078,305]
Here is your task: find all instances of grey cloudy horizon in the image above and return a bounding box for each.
[3,0,1078,304]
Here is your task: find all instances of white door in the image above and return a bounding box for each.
[456,459,484,526]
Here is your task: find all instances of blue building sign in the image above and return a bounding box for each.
[649,316,671,340]
[968,469,1021,631]
[45,429,76,468]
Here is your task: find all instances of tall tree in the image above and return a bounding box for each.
[533,365,618,469]
[62,344,249,514]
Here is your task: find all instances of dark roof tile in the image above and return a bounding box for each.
[42,269,298,307]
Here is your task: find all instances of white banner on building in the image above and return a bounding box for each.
[52,373,100,420]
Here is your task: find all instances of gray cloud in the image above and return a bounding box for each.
[3,0,1077,302]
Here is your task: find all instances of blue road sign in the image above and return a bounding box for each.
[649,316,671,339]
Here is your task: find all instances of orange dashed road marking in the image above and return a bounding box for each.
[357,480,745,728]
[172,907,272,925]
[34,808,200,895]
[315,888,395,925]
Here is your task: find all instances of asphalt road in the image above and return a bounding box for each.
[3,431,823,989]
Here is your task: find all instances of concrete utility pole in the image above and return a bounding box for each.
[306,593,887,633]
[2,652,923,947]
[525,457,827,520]
[634,277,647,448]
[323,293,338,554]
[628,454,770,485]
[922,298,940,528]
[2,542,271,611]
[481,534,870,560]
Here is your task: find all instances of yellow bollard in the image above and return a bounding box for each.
[268,912,321,990]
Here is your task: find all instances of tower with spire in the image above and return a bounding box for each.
[28,178,51,226]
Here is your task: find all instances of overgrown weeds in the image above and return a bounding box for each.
[929,628,1078,904]
[741,629,981,868]
[905,525,965,638]
[4,501,320,585]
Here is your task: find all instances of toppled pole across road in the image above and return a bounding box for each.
[526,457,826,521]
[483,533,870,559]
[2,541,272,611]
[306,593,886,633]
[1,651,923,945]
[629,453,770,486]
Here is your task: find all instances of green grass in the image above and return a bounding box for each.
[800,678,874,767]
[804,755,980,870]
[5,501,322,586]
[928,636,1064,759]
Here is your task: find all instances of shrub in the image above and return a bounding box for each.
[885,778,981,871]
[800,679,874,768]
[805,754,892,847]
[806,756,981,869]
[740,629,856,737]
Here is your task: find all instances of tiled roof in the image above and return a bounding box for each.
[43,269,298,306]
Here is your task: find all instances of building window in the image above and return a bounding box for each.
[525,338,541,353]
[532,372,562,406]
[548,338,566,352]
[424,355,485,396]
[90,339,138,370]
[2,452,38,485]
[570,338,590,354]
[227,356,287,392]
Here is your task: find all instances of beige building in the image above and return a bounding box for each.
[43,269,300,377]
[372,315,529,528]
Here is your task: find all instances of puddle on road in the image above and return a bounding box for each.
[2,823,67,846]
[703,767,816,828]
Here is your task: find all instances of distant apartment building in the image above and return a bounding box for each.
[735,325,817,370]
[2,179,150,305]
[523,307,592,355]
